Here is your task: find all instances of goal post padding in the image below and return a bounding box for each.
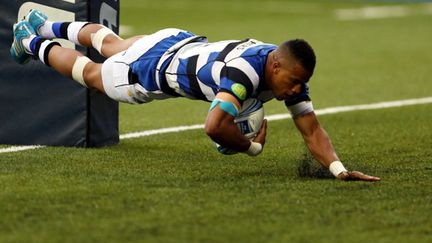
[0,0,119,147]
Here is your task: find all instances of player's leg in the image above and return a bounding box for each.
[26,9,144,58]
[11,21,105,93]
[47,45,104,92]
[76,24,144,57]
[11,20,147,103]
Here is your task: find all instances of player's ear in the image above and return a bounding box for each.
[272,61,281,74]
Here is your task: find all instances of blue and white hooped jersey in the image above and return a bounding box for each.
[129,29,312,114]
[163,38,276,104]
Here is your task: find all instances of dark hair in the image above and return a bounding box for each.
[282,39,316,73]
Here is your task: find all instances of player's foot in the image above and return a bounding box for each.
[10,21,36,64]
[25,9,48,35]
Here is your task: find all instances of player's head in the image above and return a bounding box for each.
[265,39,316,100]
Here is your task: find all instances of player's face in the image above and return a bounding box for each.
[269,62,310,100]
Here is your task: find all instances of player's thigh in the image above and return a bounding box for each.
[125,28,190,57]
[83,62,105,92]
[102,35,146,57]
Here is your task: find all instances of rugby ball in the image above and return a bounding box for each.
[215,98,265,155]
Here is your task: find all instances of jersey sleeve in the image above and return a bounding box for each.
[284,83,314,117]
[218,57,261,104]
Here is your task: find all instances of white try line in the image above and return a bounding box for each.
[0,145,45,153]
[335,3,432,21]
[1,96,432,154]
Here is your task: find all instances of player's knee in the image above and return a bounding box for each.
[72,56,91,87]
[91,26,122,56]
[83,62,103,90]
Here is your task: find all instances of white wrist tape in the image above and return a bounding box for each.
[91,27,115,54]
[246,142,263,156]
[329,160,348,177]
[71,56,91,87]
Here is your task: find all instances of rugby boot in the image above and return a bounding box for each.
[25,9,48,35]
[10,21,36,64]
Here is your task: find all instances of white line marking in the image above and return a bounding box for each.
[119,124,204,140]
[266,97,432,121]
[1,97,431,154]
[335,3,432,21]
[336,5,409,20]
[0,145,45,154]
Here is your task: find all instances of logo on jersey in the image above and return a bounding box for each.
[236,39,257,50]
[231,83,247,100]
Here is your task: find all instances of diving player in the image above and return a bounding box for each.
[10,10,380,181]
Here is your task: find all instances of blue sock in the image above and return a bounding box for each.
[29,36,60,66]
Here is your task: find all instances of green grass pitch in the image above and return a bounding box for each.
[1,0,432,242]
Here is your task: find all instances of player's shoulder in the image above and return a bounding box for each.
[224,40,276,69]
[238,39,277,56]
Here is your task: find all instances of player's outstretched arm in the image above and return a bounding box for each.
[293,112,380,181]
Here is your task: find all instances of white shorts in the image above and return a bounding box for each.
[101,28,190,104]
[101,51,144,104]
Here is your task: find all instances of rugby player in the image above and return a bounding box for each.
[10,10,380,181]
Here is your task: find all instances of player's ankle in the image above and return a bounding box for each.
[22,35,38,54]
[38,20,55,39]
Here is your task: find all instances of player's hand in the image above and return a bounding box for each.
[337,171,381,181]
[253,119,267,147]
